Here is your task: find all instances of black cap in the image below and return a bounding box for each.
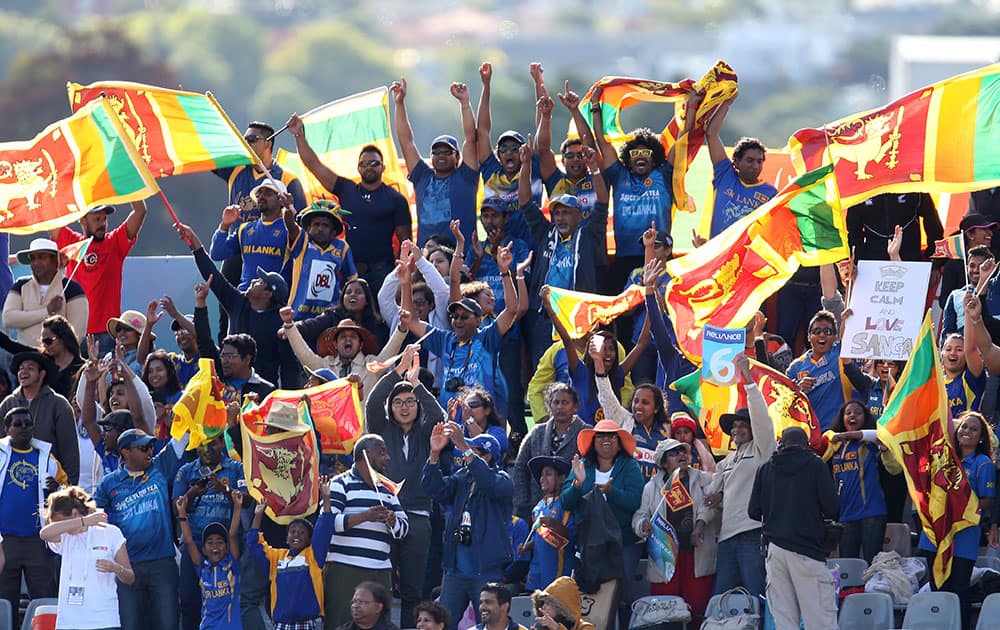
[447,298,484,318]
[98,410,134,431]
[719,408,751,435]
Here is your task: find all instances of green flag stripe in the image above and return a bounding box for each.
[92,106,146,195]
[791,163,834,189]
[790,180,842,252]
[878,327,935,426]
[304,104,390,152]
[175,94,251,168]
[974,73,1000,181]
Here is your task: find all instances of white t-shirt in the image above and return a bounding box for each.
[49,523,126,629]
[76,418,96,494]
[594,469,613,485]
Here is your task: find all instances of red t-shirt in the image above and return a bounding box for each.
[57,224,135,334]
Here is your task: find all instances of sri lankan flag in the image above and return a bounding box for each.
[0,98,158,234]
[571,61,738,212]
[931,233,965,259]
[276,87,407,204]
[877,313,980,585]
[242,378,363,456]
[665,164,846,362]
[786,63,1000,206]
[672,358,824,455]
[241,408,320,525]
[546,284,645,339]
[170,359,229,450]
[68,81,256,177]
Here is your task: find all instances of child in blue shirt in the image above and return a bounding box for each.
[248,476,334,628]
[520,456,576,591]
[177,489,244,630]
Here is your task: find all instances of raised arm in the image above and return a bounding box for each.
[585,146,609,204]
[529,62,547,130]
[559,81,595,151]
[80,346,103,449]
[590,87,618,170]
[450,82,479,171]
[540,285,578,372]
[475,62,493,164]
[535,95,557,180]
[494,243,518,336]
[963,292,986,378]
[518,141,534,207]
[175,496,202,565]
[706,96,734,166]
[136,299,163,366]
[124,199,148,240]
[282,204,301,250]
[287,114,339,192]
[448,220,466,305]
[390,78,422,172]
[666,89,705,166]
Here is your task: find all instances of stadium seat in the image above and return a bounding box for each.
[882,522,912,556]
[509,595,534,626]
[827,557,868,588]
[838,592,893,630]
[901,591,961,630]
[977,555,1000,572]
[19,599,56,630]
[976,592,1000,629]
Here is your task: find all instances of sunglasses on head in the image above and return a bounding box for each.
[810,327,835,336]
[629,148,653,159]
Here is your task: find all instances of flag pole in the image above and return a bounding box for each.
[362,450,386,507]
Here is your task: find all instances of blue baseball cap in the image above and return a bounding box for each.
[430,135,459,152]
[88,204,115,215]
[201,522,229,543]
[447,297,484,318]
[549,194,582,212]
[117,428,155,450]
[467,434,501,465]
[480,197,509,214]
[497,130,527,147]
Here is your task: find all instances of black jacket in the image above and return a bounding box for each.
[748,445,839,562]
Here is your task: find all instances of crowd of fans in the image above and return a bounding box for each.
[0,62,999,630]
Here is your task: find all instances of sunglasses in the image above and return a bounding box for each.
[665,447,686,457]
[358,160,382,168]
[563,151,585,160]
[629,148,653,159]
[497,145,521,154]
[133,443,154,452]
[449,313,473,321]
[431,147,456,156]
[244,134,265,143]
[595,432,619,441]
[40,336,56,346]
[465,399,486,409]
[810,327,835,336]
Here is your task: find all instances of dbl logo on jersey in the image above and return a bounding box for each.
[308,259,339,302]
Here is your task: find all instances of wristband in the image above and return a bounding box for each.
[463,448,475,459]
[515,275,525,281]
[453,252,464,258]
[590,105,601,112]
[177,516,188,521]
[282,322,293,329]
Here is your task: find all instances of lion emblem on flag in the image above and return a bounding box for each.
[0,151,57,220]
[831,106,903,181]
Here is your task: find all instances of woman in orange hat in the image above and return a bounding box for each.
[561,418,643,628]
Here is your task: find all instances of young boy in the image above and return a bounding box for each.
[520,456,576,591]
[248,477,333,629]
[177,489,243,630]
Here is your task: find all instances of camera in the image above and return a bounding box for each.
[453,525,472,546]
[444,377,463,393]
